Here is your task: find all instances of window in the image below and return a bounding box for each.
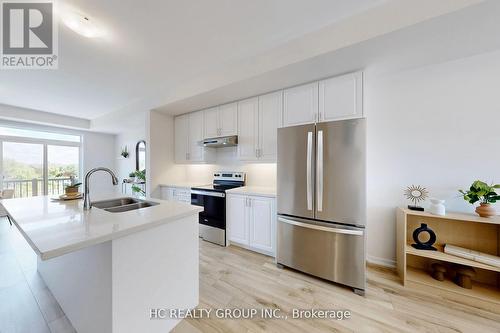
[0,125,81,198]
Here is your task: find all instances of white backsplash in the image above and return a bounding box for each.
[183,147,277,187]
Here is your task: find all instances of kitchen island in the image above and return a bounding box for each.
[2,195,202,333]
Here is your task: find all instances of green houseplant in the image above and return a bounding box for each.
[132,169,146,196]
[128,172,136,182]
[121,146,129,158]
[459,180,500,217]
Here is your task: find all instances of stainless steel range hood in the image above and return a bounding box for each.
[202,135,238,148]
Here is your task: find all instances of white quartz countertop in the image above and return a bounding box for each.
[159,182,210,189]
[2,195,202,260]
[226,186,276,197]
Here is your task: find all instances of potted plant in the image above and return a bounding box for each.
[121,146,129,158]
[128,172,136,182]
[132,170,146,196]
[459,180,500,217]
[65,182,82,196]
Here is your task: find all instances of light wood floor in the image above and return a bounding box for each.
[0,218,75,333]
[2,218,499,333]
[174,240,500,333]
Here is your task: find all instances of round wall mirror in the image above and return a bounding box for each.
[136,140,146,171]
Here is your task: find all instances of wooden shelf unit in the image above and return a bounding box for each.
[396,207,500,306]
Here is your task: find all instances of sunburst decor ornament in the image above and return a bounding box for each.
[404,185,429,211]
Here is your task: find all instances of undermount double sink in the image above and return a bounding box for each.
[92,197,159,213]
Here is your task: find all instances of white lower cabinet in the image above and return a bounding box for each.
[227,194,276,256]
[161,186,191,204]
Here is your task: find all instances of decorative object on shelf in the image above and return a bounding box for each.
[431,263,446,281]
[454,265,476,289]
[132,169,146,196]
[64,182,81,196]
[120,146,129,158]
[128,172,136,182]
[428,198,446,216]
[411,223,437,251]
[444,244,500,269]
[404,185,428,211]
[459,180,500,217]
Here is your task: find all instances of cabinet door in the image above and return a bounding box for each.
[258,91,281,161]
[188,111,205,161]
[283,82,318,127]
[161,187,174,200]
[237,97,259,161]
[203,107,219,139]
[319,72,363,122]
[174,115,189,163]
[227,195,249,245]
[249,196,275,255]
[219,102,238,136]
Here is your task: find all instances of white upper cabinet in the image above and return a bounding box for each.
[237,97,259,161]
[282,72,363,127]
[283,82,318,127]
[174,114,189,163]
[258,91,282,161]
[188,111,205,162]
[219,103,238,136]
[203,107,219,138]
[203,103,237,138]
[174,112,215,164]
[319,71,363,122]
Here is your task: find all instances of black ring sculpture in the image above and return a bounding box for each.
[411,223,437,251]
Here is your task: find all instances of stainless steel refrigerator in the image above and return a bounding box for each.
[277,118,366,295]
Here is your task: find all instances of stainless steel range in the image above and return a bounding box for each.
[191,172,245,246]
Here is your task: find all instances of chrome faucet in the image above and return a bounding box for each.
[83,167,119,210]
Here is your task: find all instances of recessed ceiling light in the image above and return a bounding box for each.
[62,12,104,38]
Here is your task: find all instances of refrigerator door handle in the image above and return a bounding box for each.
[317,130,324,212]
[306,131,313,211]
[278,217,364,236]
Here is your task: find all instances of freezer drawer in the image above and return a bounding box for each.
[277,215,365,290]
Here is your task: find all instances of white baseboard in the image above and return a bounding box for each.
[367,255,396,268]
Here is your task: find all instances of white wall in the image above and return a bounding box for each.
[365,49,500,266]
[81,132,116,196]
[147,111,184,198]
[115,127,146,192]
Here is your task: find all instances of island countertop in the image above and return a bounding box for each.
[2,195,202,260]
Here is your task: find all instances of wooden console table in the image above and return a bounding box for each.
[396,208,500,311]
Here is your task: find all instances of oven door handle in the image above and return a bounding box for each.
[191,190,225,197]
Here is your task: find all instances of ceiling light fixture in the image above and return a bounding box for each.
[62,12,104,38]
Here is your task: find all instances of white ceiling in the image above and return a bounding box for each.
[0,0,385,120]
[153,0,500,115]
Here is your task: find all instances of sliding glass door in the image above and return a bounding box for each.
[0,126,81,198]
[2,142,44,197]
[47,145,80,195]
